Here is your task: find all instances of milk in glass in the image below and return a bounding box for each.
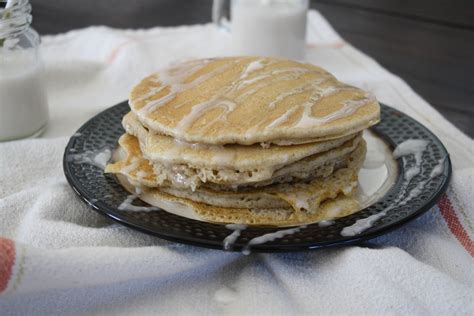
[0,0,49,142]
[231,0,308,60]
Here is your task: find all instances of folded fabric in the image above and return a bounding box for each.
[0,10,473,315]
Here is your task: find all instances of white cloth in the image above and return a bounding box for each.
[1,10,473,315]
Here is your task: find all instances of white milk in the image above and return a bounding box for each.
[0,59,49,141]
[231,0,308,60]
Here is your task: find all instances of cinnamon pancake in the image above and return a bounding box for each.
[129,57,379,145]
[108,130,363,190]
[108,134,366,225]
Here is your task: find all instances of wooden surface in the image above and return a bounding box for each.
[30,0,474,137]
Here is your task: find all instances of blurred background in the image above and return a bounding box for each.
[30,0,474,137]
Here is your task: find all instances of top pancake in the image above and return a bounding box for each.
[129,56,380,145]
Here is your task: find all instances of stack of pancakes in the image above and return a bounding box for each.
[106,57,380,225]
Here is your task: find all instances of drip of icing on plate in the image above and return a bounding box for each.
[223,224,247,250]
[430,157,446,177]
[341,139,446,237]
[67,148,112,170]
[318,220,335,227]
[118,188,161,212]
[241,225,307,255]
[118,194,161,212]
[393,139,429,182]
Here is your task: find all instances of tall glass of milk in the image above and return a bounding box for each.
[213,0,308,60]
[0,0,49,142]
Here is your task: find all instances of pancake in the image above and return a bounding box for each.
[149,148,364,213]
[144,192,361,226]
[124,111,358,170]
[111,141,366,225]
[129,57,380,145]
[122,179,361,226]
[107,132,363,190]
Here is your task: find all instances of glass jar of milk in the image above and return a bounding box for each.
[0,0,48,142]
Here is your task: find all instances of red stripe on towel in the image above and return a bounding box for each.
[106,38,138,64]
[438,194,474,257]
[0,238,16,293]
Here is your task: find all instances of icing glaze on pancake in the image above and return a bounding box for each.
[123,111,360,171]
[106,133,366,225]
[106,132,363,191]
[138,187,361,226]
[130,57,380,145]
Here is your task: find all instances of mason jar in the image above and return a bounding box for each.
[0,0,49,142]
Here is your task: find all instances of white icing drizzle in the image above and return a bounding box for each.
[118,192,160,212]
[135,86,166,102]
[293,195,310,212]
[67,148,111,170]
[267,106,299,129]
[173,138,191,148]
[173,100,192,109]
[122,157,139,174]
[341,140,445,237]
[270,67,312,76]
[268,84,307,109]
[138,58,373,135]
[430,157,446,178]
[341,212,386,236]
[325,204,344,218]
[233,67,308,91]
[266,79,368,129]
[318,220,335,227]
[242,225,307,255]
[240,59,265,78]
[175,99,237,132]
[342,181,358,195]
[223,224,247,250]
[233,67,313,100]
[292,93,373,128]
[393,139,430,182]
[139,59,224,113]
[174,138,224,151]
[172,138,236,166]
